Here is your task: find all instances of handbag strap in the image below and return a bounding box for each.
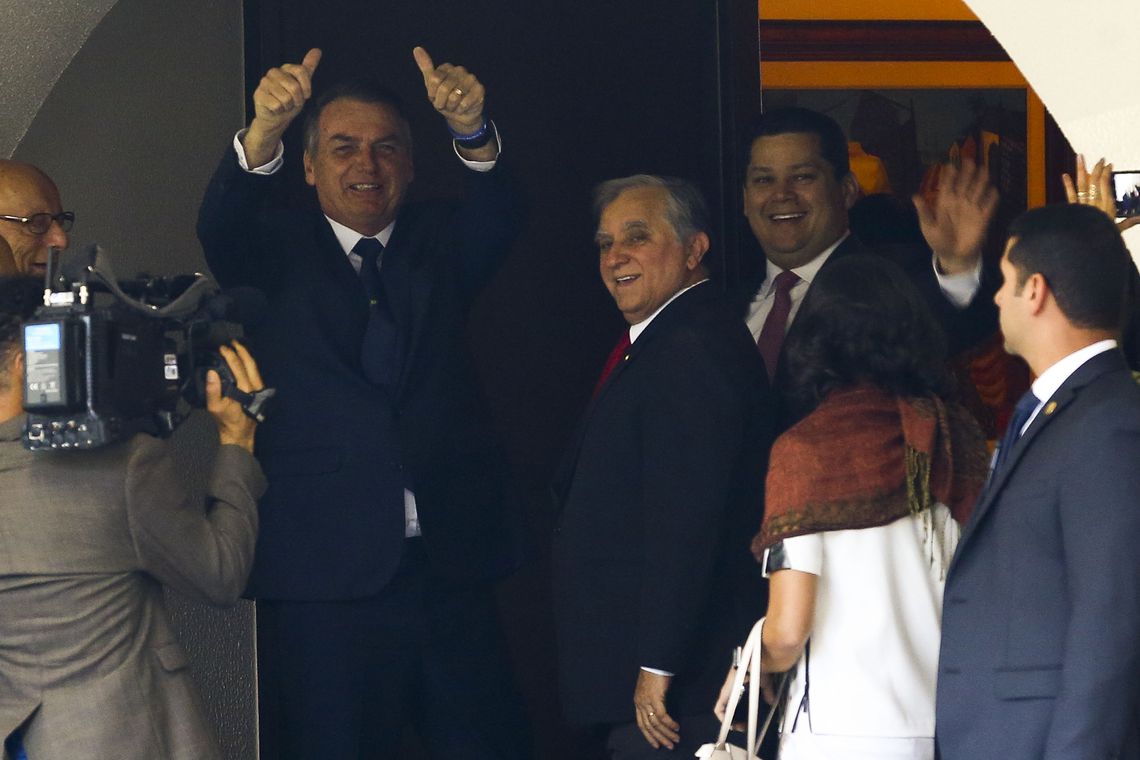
[712,617,791,757]
[713,617,762,751]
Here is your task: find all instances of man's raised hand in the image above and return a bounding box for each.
[913,159,999,276]
[244,48,322,166]
[412,46,485,135]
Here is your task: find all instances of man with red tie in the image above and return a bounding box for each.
[739,108,999,391]
[552,175,775,759]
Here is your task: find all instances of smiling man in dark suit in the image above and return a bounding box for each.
[936,203,1140,760]
[739,107,1000,386]
[552,176,774,758]
[197,45,529,759]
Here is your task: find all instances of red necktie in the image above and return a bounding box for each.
[592,330,631,399]
[756,270,800,381]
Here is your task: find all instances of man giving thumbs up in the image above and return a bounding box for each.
[197,46,528,760]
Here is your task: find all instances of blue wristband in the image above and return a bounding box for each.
[451,119,494,150]
[448,118,488,141]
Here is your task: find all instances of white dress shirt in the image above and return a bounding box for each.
[628,279,710,344]
[231,125,500,174]
[1020,339,1118,435]
[228,129,500,538]
[744,232,983,342]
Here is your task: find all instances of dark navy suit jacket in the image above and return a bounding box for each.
[936,348,1140,760]
[737,234,1001,366]
[197,148,522,600]
[552,282,776,725]
[737,234,999,428]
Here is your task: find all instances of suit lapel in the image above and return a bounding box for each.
[310,215,373,364]
[955,349,1128,552]
[826,233,867,263]
[553,284,716,509]
[590,282,715,409]
[382,212,434,396]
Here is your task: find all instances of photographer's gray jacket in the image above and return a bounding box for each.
[0,415,265,760]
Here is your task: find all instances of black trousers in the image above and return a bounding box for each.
[255,540,532,760]
[604,714,723,760]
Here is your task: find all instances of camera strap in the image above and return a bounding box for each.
[225,386,276,423]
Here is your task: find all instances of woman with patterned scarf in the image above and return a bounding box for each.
[716,255,988,760]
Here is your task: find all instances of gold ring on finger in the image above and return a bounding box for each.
[1078,191,1089,200]
[453,87,464,97]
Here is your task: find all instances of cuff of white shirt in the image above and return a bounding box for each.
[640,666,675,677]
[233,124,498,174]
[233,129,284,175]
[451,121,501,172]
[932,253,982,308]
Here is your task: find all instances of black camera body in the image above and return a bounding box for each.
[21,247,253,450]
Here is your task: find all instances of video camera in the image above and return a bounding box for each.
[21,245,273,450]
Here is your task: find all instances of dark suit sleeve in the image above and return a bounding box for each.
[902,251,999,356]
[196,147,289,290]
[125,435,266,606]
[634,328,749,673]
[1123,262,1140,371]
[1043,412,1140,759]
[449,163,523,299]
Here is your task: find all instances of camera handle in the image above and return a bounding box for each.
[223,385,276,423]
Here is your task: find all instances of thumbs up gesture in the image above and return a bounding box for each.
[412,46,485,136]
[244,48,322,166]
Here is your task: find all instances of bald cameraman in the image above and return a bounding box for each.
[0,276,267,760]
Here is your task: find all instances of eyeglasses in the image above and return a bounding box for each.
[0,211,75,235]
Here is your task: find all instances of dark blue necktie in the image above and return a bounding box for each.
[354,238,402,389]
[354,237,386,305]
[990,390,1040,482]
[4,727,28,760]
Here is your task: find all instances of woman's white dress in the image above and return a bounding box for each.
[763,503,960,760]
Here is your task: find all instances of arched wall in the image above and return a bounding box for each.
[0,1,117,157]
[964,0,1140,252]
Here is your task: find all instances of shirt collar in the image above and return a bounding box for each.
[325,216,396,256]
[1031,339,1118,404]
[629,279,710,343]
[761,231,849,297]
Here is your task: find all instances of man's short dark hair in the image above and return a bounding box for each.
[1006,204,1131,331]
[744,107,850,180]
[592,174,710,244]
[0,276,43,388]
[302,80,412,156]
[783,255,952,417]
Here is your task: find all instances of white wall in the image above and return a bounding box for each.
[0,1,117,157]
[966,0,1140,253]
[5,3,255,759]
[13,0,246,277]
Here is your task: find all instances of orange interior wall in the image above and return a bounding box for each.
[760,0,978,21]
[756,2,1046,207]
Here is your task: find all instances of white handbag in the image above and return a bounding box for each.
[694,617,786,760]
